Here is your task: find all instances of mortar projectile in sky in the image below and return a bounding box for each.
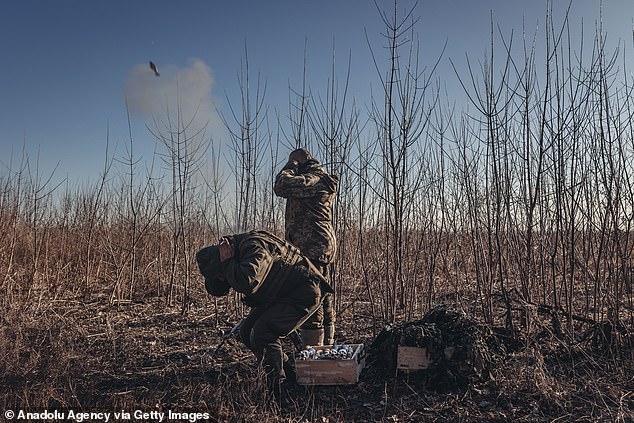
[149,61,160,77]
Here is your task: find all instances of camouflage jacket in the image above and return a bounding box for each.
[273,160,339,264]
[205,230,333,308]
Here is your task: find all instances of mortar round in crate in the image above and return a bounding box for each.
[293,344,365,385]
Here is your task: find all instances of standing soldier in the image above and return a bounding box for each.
[274,148,339,346]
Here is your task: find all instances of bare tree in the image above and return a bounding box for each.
[148,85,209,311]
[221,43,269,232]
[367,0,442,321]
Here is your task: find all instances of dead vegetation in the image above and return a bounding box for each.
[0,282,631,422]
[1,1,634,421]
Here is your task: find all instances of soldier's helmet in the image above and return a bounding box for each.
[196,245,230,296]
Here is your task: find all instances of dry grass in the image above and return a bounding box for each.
[0,280,631,422]
[0,203,631,421]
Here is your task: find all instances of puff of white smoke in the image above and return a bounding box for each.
[124,58,218,129]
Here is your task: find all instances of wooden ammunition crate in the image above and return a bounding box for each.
[397,346,432,372]
[294,344,365,386]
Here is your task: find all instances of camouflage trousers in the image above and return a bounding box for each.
[239,274,322,387]
[301,261,334,333]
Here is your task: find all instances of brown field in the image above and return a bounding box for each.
[0,218,631,421]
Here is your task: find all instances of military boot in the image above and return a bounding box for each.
[281,352,297,385]
[300,328,324,347]
[324,324,335,346]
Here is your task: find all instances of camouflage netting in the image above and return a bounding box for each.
[368,306,507,392]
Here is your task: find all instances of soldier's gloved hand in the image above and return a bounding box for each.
[297,159,314,173]
[283,159,299,172]
[218,237,234,262]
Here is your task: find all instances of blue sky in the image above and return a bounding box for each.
[1,1,632,185]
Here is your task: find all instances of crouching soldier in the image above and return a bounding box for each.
[196,230,333,394]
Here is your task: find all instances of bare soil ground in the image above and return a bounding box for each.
[1,290,632,422]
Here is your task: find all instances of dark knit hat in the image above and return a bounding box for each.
[289,148,312,164]
[196,245,230,296]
